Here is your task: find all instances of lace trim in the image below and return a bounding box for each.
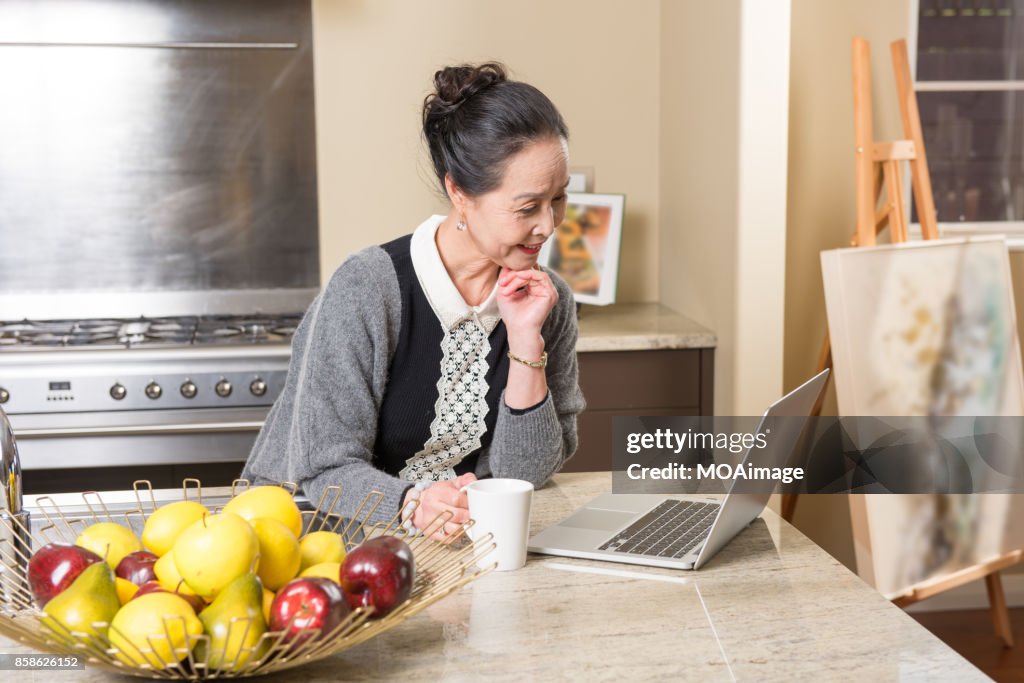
[399,318,491,481]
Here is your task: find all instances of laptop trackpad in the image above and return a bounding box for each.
[560,508,638,532]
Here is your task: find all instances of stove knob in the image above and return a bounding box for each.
[145,382,163,400]
[215,379,232,398]
[0,387,8,404]
[109,384,127,401]
[180,381,198,399]
[249,378,267,397]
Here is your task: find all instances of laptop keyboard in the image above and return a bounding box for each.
[597,500,719,559]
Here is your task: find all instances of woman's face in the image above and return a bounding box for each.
[456,136,570,271]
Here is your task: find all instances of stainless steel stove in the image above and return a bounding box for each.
[0,314,301,473]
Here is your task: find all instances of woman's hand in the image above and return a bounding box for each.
[498,268,555,409]
[408,472,477,541]
[496,268,559,346]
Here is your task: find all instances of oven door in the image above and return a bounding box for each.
[9,407,267,469]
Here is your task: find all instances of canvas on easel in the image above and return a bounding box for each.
[823,238,1023,418]
[821,236,1024,599]
[798,36,1023,647]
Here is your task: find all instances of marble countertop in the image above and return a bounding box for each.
[576,302,716,352]
[0,472,985,681]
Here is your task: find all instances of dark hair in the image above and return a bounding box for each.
[422,62,569,198]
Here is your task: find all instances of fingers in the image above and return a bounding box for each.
[500,268,551,287]
[499,271,556,300]
[413,480,469,529]
[498,268,522,287]
[425,522,462,544]
[425,502,471,526]
[419,509,469,543]
[427,482,469,507]
[454,472,478,488]
[410,476,478,541]
[415,507,467,539]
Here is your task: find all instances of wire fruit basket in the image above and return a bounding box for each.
[0,479,495,679]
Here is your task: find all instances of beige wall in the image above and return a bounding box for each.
[785,0,912,398]
[784,0,913,572]
[659,0,740,413]
[660,0,790,415]
[311,0,661,303]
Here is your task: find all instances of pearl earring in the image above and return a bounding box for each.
[456,218,467,231]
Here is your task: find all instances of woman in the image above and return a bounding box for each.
[242,62,585,538]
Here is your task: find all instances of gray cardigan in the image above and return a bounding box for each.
[241,245,586,523]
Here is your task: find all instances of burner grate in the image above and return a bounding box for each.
[194,315,303,345]
[0,315,301,349]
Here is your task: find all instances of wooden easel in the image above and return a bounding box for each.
[782,37,1017,648]
[781,38,938,520]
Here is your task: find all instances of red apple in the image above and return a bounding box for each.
[115,550,159,586]
[269,577,349,645]
[27,542,103,607]
[131,580,206,614]
[338,536,414,619]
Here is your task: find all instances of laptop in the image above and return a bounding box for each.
[527,369,829,570]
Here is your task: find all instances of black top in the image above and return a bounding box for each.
[374,235,512,477]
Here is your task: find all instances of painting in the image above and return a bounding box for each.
[539,193,624,305]
[821,236,1024,598]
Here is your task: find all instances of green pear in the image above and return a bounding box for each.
[41,562,120,643]
[197,573,268,671]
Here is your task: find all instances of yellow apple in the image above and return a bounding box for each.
[298,530,346,573]
[142,500,208,557]
[75,522,143,569]
[173,513,258,600]
[299,562,341,582]
[250,517,300,591]
[153,549,198,597]
[223,486,303,537]
[110,592,203,668]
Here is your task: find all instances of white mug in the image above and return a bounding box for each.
[463,478,534,571]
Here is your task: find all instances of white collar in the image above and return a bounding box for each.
[410,215,501,333]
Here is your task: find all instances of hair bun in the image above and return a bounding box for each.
[429,62,508,116]
[421,61,567,199]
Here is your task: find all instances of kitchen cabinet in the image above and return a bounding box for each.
[564,304,716,472]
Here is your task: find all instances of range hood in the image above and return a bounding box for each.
[0,0,320,320]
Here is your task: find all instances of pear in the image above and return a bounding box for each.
[197,573,268,671]
[40,562,120,644]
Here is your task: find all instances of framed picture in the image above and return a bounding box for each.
[539,192,624,306]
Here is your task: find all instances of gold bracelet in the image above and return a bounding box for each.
[507,350,548,369]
